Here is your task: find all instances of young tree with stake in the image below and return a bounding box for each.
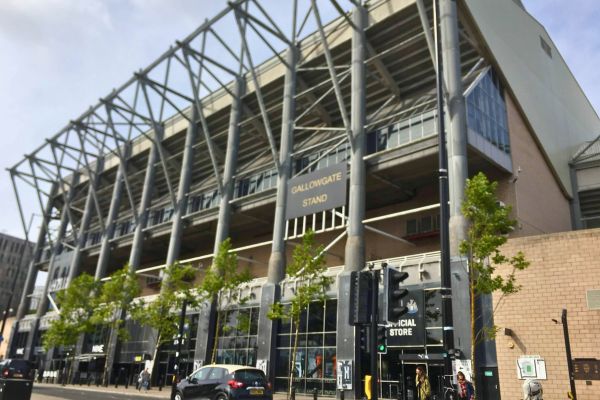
[267,230,333,400]
[460,172,529,395]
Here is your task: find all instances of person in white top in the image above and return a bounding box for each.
[522,379,543,400]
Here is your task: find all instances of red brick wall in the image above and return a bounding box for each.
[494,229,600,399]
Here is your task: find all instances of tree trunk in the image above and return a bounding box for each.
[470,265,477,399]
[149,330,162,384]
[211,299,222,364]
[288,319,300,400]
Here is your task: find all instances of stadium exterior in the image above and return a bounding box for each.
[7,0,600,398]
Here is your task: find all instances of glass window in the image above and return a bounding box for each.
[208,367,227,380]
[466,68,510,154]
[214,307,259,367]
[275,300,337,395]
[193,367,212,381]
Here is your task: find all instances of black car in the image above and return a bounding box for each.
[0,359,36,380]
[174,364,272,400]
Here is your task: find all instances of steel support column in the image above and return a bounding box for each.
[128,126,164,270]
[103,128,162,384]
[15,184,58,321]
[95,144,131,280]
[194,78,245,366]
[25,174,80,360]
[9,183,58,356]
[256,46,297,381]
[165,107,199,266]
[440,0,468,255]
[67,158,104,285]
[337,5,366,399]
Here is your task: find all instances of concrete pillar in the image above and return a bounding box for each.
[194,79,245,366]
[95,144,131,280]
[337,6,366,399]
[25,174,80,360]
[9,183,58,356]
[67,158,104,285]
[440,0,469,256]
[256,47,297,380]
[165,109,198,266]
[128,126,163,269]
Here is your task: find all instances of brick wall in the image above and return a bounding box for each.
[494,229,600,399]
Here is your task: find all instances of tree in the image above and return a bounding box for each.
[199,238,252,364]
[43,273,98,351]
[90,264,140,386]
[43,273,98,384]
[131,262,199,379]
[459,172,530,394]
[267,230,333,399]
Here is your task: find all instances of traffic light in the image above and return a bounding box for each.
[349,271,371,325]
[376,326,387,354]
[359,325,370,353]
[384,265,409,323]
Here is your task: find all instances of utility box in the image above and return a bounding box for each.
[0,378,34,400]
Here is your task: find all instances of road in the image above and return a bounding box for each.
[32,384,169,400]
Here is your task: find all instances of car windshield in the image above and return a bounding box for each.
[234,370,266,384]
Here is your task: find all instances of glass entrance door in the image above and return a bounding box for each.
[398,361,445,400]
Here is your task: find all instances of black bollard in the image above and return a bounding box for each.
[290,386,296,400]
[339,389,345,400]
[313,387,318,400]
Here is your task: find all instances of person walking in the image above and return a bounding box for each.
[415,365,431,400]
[140,368,151,392]
[456,371,475,400]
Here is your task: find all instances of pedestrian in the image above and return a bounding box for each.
[140,368,151,392]
[522,379,543,400]
[415,365,431,400]
[456,371,474,400]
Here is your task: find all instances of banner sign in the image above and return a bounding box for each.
[337,359,353,390]
[386,288,425,346]
[286,163,347,220]
[573,359,600,380]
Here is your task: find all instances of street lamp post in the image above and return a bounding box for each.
[561,309,577,400]
[434,0,455,381]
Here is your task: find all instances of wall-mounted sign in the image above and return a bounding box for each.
[16,348,24,355]
[517,355,546,380]
[286,163,347,220]
[337,359,353,390]
[91,344,104,353]
[386,288,425,346]
[452,359,472,382]
[573,358,600,380]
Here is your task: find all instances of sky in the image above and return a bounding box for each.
[0,0,598,244]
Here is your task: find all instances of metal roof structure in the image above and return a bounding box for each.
[8,0,483,252]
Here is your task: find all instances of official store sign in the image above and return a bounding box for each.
[387,288,425,346]
[286,163,347,220]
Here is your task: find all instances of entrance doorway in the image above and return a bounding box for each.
[379,351,447,400]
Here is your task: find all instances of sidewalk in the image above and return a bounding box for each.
[34,382,317,400]
[35,381,171,399]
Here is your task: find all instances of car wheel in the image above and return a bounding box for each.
[174,391,184,400]
[215,393,229,400]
